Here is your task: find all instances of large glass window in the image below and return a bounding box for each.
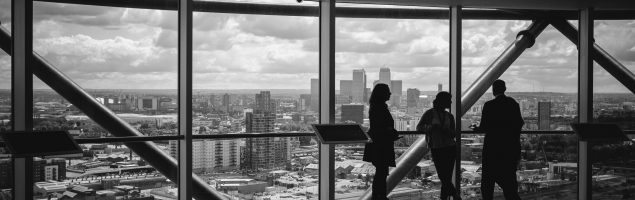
[335,4,449,199]
[461,19,579,199]
[192,1,319,199]
[29,1,179,199]
[591,20,635,199]
[32,2,178,138]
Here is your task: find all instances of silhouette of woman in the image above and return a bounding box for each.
[363,83,400,200]
[417,91,461,200]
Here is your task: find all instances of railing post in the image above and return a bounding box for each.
[11,0,34,199]
[578,7,593,200]
[318,0,335,199]
[177,0,193,199]
[450,5,462,195]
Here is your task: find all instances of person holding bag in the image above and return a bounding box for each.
[363,83,401,200]
[417,91,461,200]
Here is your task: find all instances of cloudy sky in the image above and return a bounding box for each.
[0,0,633,93]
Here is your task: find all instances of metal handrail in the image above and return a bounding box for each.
[71,130,635,144]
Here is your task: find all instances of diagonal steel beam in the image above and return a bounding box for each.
[0,27,226,200]
[461,20,549,116]
[550,19,635,95]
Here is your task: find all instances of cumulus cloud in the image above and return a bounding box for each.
[1,2,633,93]
[237,15,318,40]
[34,34,176,74]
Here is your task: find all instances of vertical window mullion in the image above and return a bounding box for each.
[11,0,34,199]
[318,0,335,199]
[450,5,462,194]
[578,7,593,200]
[178,0,193,199]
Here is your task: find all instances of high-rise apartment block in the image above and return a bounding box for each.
[243,91,291,171]
[169,139,240,173]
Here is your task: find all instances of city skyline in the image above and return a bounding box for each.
[0,2,634,92]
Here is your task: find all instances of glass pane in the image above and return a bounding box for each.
[192,1,318,198]
[335,3,449,199]
[461,19,579,199]
[592,20,635,199]
[32,2,178,137]
[31,141,177,200]
[594,20,635,131]
[461,20,579,132]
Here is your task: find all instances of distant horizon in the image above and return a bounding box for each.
[0,88,627,95]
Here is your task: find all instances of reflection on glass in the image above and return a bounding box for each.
[30,142,177,199]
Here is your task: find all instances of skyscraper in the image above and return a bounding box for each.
[340,80,353,98]
[341,104,364,124]
[222,93,230,106]
[244,91,290,171]
[407,88,420,108]
[352,69,367,103]
[222,93,231,113]
[391,80,402,96]
[390,80,402,106]
[379,68,391,86]
[438,83,443,92]
[311,78,319,112]
[538,101,551,130]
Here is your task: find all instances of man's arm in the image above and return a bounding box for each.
[476,102,489,132]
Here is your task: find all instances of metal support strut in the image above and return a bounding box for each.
[0,27,226,200]
[461,20,548,116]
[550,19,635,95]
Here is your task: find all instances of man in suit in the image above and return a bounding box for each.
[476,79,524,200]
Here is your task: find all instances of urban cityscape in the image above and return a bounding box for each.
[0,67,633,200]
